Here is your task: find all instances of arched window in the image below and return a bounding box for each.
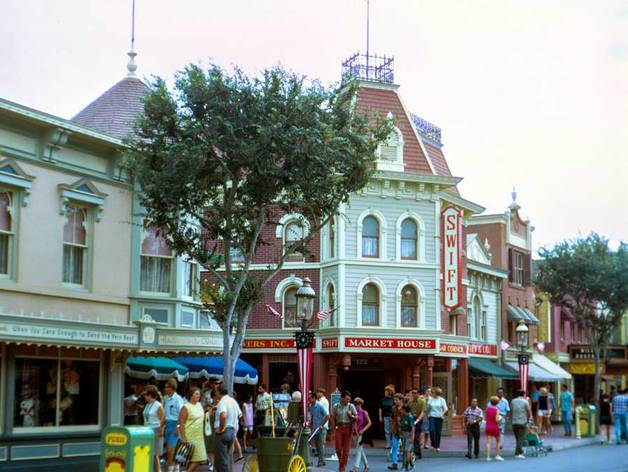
[400,219,418,260]
[362,283,379,326]
[283,286,299,328]
[474,297,484,340]
[380,128,402,162]
[284,221,304,260]
[362,216,379,258]
[326,283,336,327]
[400,285,418,328]
[328,217,335,259]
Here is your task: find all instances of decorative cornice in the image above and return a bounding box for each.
[58,178,108,221]
[0,157,35,206]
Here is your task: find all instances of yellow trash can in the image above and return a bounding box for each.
[100,425,155,472]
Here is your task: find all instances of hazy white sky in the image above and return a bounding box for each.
[1,0,627,251]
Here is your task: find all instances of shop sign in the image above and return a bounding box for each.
[441,205,463,309]
[321,337,339,349]
[158,334,222,348]
[344,337,436,350]
[469,343,498,357]
[242,339,296,350]
[0,321,138,346]
[569,345,595,361]
[569,362,604,375]
[440,342,468,355]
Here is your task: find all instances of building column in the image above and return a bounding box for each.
[262,354,270,388]
[457,358,469,414]
[327,355,339,394]
[412,361,421,389]
[426,355,434,386]
[108,351,125,426]
[312,353,327,391]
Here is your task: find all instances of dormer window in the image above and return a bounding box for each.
[376,121,404,172]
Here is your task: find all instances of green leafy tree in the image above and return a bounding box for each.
[536,234,628,414]
[125,64,391,391]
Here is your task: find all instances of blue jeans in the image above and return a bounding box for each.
[429,417,443,449]
[391,435,399,465]
[615,413,628,443]
[562,410,572,435]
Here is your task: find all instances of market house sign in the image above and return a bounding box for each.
[441,205,463,309]
[242,339,296,350]
[344,337,436,350]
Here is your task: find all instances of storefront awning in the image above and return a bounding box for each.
[506,360,563,382]
[177,356,259,385]
[507,305,539,325]
[533,353,572,380]
[470,358,518,378]
[126,356,189,382]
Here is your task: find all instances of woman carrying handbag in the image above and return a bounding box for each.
[178,388,207,472]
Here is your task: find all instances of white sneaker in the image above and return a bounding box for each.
[515,454,526,459]
[486,457,492,461]
[495,455,504,461]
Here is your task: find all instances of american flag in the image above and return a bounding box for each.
[519,360,529,395]
[265,304,282,319]
[500,340,511,351]
[316,307,338,321]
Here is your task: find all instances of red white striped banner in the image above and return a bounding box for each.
[297,346,313,425]
[519,362,529,395]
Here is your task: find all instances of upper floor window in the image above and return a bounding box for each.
[229,246,245,263]
[283,286,300,328]
[140,224,173,294]
[0,191,14,277]
[400,285,418,328]
[284,221,305,261]
[449,313,458,335]
[376,124,404,172]
[400,219,418,260]
[509,248,530,286]
[362,216,379,258]
[472,296,487,340]
[62,205,88,286]
[328,217,335,259]
[326,283,336,327]
[362,283,379,326]
[182,260,196,298]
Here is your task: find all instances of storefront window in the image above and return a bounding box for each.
[401,285,418,327]
[14,358,100,429]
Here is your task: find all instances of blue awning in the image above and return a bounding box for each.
[469,358,518,379]
[126,357,189,382]
[177,356,259,385]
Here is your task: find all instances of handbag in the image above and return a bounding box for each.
[204,411,213,437]
[174,440,194,466]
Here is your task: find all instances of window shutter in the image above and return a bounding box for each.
[508,247,514,282]
[523,254,531,286]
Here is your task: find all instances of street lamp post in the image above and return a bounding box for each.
[294,277,316,470]
[516,320,530,395]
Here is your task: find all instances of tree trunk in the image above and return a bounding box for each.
[222,325,234,394]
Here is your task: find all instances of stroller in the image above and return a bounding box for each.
[524,431,548,457]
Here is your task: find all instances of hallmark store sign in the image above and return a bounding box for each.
[441,205,463,309]
[345,337,436,350]
[242,339,295,350]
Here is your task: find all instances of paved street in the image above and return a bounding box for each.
[321,445,628,472]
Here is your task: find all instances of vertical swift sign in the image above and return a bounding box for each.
[441,205,462,309]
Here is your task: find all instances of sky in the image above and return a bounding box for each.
[1,0,627,252]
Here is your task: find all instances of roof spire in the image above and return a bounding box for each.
[509,186,521,210]
[126,0,138,76]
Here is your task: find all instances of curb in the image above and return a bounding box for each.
[320,436,601,459]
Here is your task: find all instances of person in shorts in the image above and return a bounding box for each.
[399,405,415,470]
[163,379,185,472]
[242,393,254,451]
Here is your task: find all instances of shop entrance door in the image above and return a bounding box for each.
[341,369,387,439]
[432,372,453,436]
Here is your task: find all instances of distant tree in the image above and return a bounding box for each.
[536,234,628,414]
[125,64,391,391]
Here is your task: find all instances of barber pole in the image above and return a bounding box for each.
[295,330,315,425]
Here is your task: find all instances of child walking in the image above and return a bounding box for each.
[242,394,254,452]
[399,405,415,470]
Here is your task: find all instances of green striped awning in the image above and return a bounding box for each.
[469,358,518,379]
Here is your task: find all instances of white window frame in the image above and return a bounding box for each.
[12,354,103,434]
[281,285,301,329]
[321,279,337,328]
[376,123,404,172]
[394,212,426,262]
[395,279,426,329]
[0,188,17,280]
[357,277,387,328]
[140,224,175,296]
[61,204,91,290]
[276,213,310,262]
[274,275,303,330]
[181,259,198,299]
[513,251,524,285]
[356,209,387,260]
